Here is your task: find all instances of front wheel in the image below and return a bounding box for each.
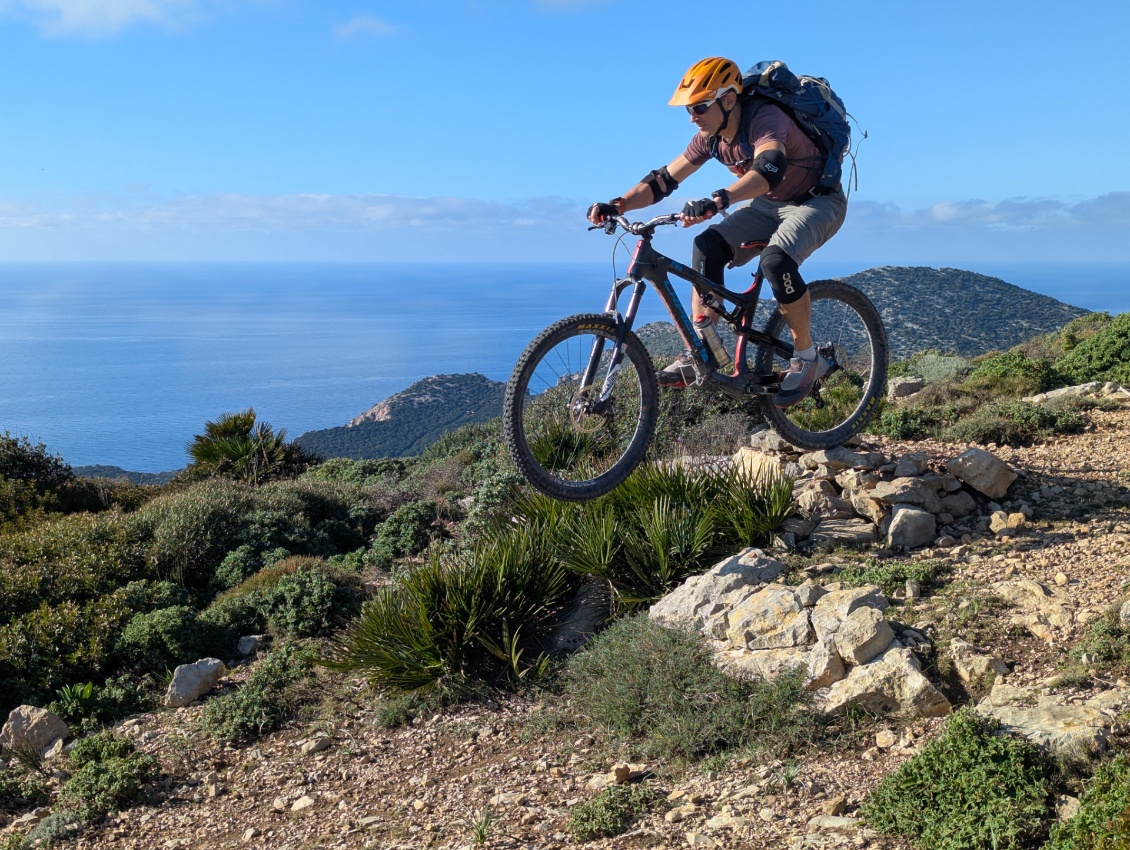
[754,279,887,450]
[504,313,659,501]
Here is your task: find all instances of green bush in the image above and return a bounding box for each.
[965,350,1062,396]
[0,512,149,620]
[261,560,362,638]
[1069,606,1130,671]
[50,674,154,730]
[199,642,315,744]
[1056,312,1130,386]
[114,606,221,671]
[569,782,663,842]
[326,528,573,695]
[871,404,949,440]
[861,709,1053,850]
[509,463,792,608]
[302,456,413,488]
[59,732,159,822]
[1047,754,1130,849]
[367,500,439,567]
[943,399,1085,445]
[563,616,816,763]
[888,350,972,384]
[837,558,949,596]
[0,433,75,525]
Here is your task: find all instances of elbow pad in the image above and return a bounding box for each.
[640,165,679,203]
[751,149,788,189]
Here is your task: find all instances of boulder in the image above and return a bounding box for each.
[0,706,68,755]
[946,448,1017,499]
[237,635,268,656]
[939,490,977,518]
[888,376,925,401]
[833,606,895,666]
[976,702,1111,758]
[893,452,929,477]
[811,587,888,645]
[871,478,941,513]
[166,658,227,708]
[807,518,879,549]
[725,586,813,650]
[648,549,787,635]
[799,447,885,471]
[818,645,951,718]
[887,504,936,550]
[732,448,794,482]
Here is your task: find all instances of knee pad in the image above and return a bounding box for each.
[759,245,807,304]
[691,228,734,286]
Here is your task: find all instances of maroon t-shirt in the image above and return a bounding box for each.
[683,103,823,202]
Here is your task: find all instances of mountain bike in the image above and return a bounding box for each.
[503,213,888,501]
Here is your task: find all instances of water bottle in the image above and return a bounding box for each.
[693,315,734,374]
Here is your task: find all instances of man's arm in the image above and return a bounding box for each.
[680,141,784,225]
[588,155,701,223]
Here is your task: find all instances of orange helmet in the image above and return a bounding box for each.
[669,57,743,107]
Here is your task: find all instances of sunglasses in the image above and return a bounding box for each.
[686,99,716,117]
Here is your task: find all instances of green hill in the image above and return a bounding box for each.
[295,373,506,460]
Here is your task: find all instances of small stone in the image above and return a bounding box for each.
[291,795,315,812]
[272,797,287,811]
[666,809,685,823]
[875,730,897,749]
[1055,572,1069,587]
[412,799,429,812]
[759,807,777,821]
[686,833,717,848]
[301,736,332,755]
[242,828,260,841]
[822,794,848,816]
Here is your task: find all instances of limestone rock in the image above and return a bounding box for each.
[893,452,929,477]
[947,638,1009,684]
[725,586,812,650]
[833,606,895,666]
[0,706,69,755]
[947,448,1017,499]
[819,645,951,718]
[166,658,227,708]
[872,478,941,513]
[648,549,787,636]
[940,490,977,518]
[887,504,937,550]
[811,587,888,645]
[237,635,268,656]
[732,447,795,481]
[976,702,1110,757]
[888,376,924,401]
[808,517,879,549]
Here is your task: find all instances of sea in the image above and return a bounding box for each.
[1,260,1127,473]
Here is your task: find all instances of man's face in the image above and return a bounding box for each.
[686,92,730,135]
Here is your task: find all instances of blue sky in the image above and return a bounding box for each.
[2,0,1129,263]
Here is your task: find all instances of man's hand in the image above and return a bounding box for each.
[680,197,718,226]
[587,201,621,225]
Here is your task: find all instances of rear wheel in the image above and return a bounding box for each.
[754,279,887,449]
[504,313,659,501]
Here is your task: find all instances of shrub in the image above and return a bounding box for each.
[0,433,74,524]
[367,500,440,567]
[301,456,413,488]
[325,529,574,695]
[1069,606,1130,670]
[888,350,971,384]
[837,558,949,596]
[965,350,1061,396]
[569,783,663,842]
[1055,312,1130,386]
[114,606,221,671]
[1047,754,1130,849]
[861,709,1053,850]
[508,463,792,609]
[184,408,319,485]
[199,642,316,744]
[59,732,159,822]
[943,399,1085,445]
[261,560,362,638]
[871,404,949,441]
[563,615,816,763]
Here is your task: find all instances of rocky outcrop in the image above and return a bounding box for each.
[649,552,951,719]
[976,682,1130,758]
[736,433,1024,552]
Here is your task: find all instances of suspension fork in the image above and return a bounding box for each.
[577,269,648,404]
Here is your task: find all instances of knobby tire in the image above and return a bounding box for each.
[504,313,659,501]
[754,279,888,449]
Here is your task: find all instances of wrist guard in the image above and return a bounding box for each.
[640,165,679,203]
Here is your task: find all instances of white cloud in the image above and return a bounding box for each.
[4,189,1130,262]
[0,0,246,37]
[333,14,398,40]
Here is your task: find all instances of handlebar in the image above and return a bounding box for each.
[589,213,683,237]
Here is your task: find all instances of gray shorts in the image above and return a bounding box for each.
[709,185,848,268]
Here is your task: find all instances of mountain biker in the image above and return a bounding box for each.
[587,56,848,407]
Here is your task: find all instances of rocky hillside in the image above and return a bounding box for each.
[6,394,1130,850]
[294,373,506,460]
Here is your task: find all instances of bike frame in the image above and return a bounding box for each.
[583,215,796,402]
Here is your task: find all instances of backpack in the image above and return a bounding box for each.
[736,60,857,194]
